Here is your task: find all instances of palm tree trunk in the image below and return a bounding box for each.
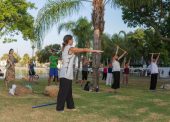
[76,54,81,80]
[92,0,104,91]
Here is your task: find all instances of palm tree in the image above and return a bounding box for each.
[35,0,153,90]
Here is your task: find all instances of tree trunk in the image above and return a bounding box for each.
[75,54,81,81]
[92,0,104,91]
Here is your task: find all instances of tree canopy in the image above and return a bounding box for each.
[0,0,35,42]
[36,44,61,63]
[120,0,170,42]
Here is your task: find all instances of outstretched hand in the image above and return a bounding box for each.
[93,50,103,53]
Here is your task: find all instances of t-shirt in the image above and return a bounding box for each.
[82,64,88,71]
[59,45,75,80]
[49,55,58,68]
[108,67,112,73]
[29,63,35,71]
[103,67,107,73]
[112,60,120,72]
[124,68,129,74]
[150,62,158,74]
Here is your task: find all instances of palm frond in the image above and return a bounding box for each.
[35,0,82,48]
[58,21,76,34]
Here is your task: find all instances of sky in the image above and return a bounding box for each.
[0,0,136,57]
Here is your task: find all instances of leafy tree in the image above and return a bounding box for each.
[1,54,8,60]
[36,44,61,63]
[0,0,35,42]
[21,53,30,66]
[120,0,170,42]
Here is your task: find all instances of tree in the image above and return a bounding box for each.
[120,0,170,42]
[21,53,30,67]
[0,0,35,42]
[36,44,61,63]
[1,54,8,60]
[34,0,152,90]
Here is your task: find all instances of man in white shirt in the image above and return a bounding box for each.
[150,53,160,91]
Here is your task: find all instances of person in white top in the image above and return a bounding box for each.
[111,46,127,93]
[149,53,160,90]
[56,35,103,112]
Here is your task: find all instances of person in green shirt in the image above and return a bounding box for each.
[48,49,58,86]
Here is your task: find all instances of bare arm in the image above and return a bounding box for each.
[155,53,160,63]
[7,55,13,66]
[69,47,103,54]
[118,51,127,60]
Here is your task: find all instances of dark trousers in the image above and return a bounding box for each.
[150,73,158,90]
[112,71,120,89]
[56,78,74,111]
[102,73,107,80]
[82,71,88,80]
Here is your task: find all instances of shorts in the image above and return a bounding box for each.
[29,70,35,76]
[49,68,58,77]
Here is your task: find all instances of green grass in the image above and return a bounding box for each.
[0,77,170,122]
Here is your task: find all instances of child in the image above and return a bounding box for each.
[28,60,35,82]
[106,63,112,86]
[122,60,130,86]
[102,66,108,81]
[81,57,90,86]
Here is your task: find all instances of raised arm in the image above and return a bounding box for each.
[155,53,160,63]
[118,51,127,60]
[151,53,154,62]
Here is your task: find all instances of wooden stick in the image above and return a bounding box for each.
[114,44,126,52]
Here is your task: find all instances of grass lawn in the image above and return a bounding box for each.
[0,76,170,122]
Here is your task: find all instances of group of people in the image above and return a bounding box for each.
[103,58,130,87]
[1,34,160,113]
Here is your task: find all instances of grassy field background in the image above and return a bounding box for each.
[0,76,170,122]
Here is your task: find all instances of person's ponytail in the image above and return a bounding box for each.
[62,35,73,51]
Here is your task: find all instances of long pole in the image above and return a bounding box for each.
[32,102,57,108]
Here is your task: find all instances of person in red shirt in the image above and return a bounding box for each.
[102,66,108,81]
[122,60,130,86]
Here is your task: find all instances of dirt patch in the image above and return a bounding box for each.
[152,99,169,106]
[110,118,120,122]
[136,107,148,113]
[104,88,114,93]
[109,95,133,101]
[144,112,170,121]
[73,94,81,98]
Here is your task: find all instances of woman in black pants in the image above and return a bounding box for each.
[81,57,90,86]
[111,46,127,93]
[56,35,103,112]
[149,53,160,91]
